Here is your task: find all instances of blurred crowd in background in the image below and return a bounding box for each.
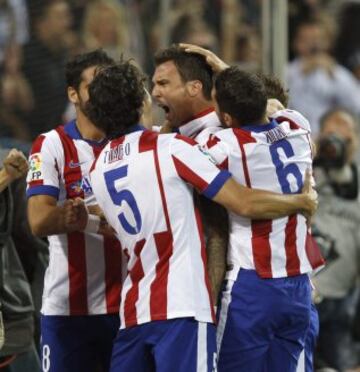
[0,0,360,371]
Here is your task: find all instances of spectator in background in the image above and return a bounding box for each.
[0,0,33,144]
[311,108,360,371]
[82,0,130,60]
[170,14,218,53]
[287,18,360,136]
[22,0,77,139]
[0,148,42,372]
[334,2,360,81]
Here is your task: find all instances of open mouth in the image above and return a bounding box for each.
[158,103,170,114]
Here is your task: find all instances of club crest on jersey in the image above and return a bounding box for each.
[104,143,130,164]
[266,125,288,144]
[29,153,43,180]
[197,145,217,165]
[70,176,93,195]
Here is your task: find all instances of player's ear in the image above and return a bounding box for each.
[68,86,79,104]
[222,112,233,128]
[186,80,202,97]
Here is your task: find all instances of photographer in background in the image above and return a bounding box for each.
[311,108,360,371]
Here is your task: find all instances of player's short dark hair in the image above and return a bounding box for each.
[65,49,114,91]
[85,61,146,139]
[154,44,213,100]
[215,67,267,126]
[257,73,289,107]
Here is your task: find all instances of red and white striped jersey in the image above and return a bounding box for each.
[26,120,123,316]
[178,108,222,144]
[204,113,324,279]
[90,129,231,329]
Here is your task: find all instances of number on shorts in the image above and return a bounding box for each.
[42,344,51,372]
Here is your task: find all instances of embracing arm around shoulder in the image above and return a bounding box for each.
[213,171,317,220]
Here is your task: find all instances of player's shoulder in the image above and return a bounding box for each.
[272,109,311,132]
[30,127,64,157]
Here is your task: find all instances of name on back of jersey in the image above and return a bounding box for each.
[265,125,289,144]
[104,143,131,164]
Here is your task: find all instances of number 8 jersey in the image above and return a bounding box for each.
[90,129,232,329]
[204,110,324,279]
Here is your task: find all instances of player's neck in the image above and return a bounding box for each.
[76,111,105,142]
[186,99,214,123]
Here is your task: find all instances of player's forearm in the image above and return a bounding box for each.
[243,191,310,219]
[207,232,227,304]
[28,203,69,237]
[214,178,310,219]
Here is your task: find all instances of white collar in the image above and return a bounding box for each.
[178,109,221,139]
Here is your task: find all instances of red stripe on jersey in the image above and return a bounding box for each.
[30,134,45,154]
[194,205,216,323]
[56,126,88,314]
[124,239,146,327]
[219,157,229,170]
[206,135,220,149]
[90,142,108,173]
[67,232,88,313]
[29,179,44,187]
[110,136,125,149]
[251,220,273,277]
[234,130,255,188]
[305,232,325,269]
[139,130,159,153]
[174,134,197,146]
[172,156,208,192]
[104,236,123,313]
[150,231,172,320]
[92,145,103,159]
[233,128,257,146]
[276,115,300,130]
[285,215,301,276]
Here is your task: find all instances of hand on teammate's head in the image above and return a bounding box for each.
[179,43,229,73]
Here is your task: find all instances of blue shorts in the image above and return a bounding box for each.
[217,269,312,372]
[40,314,119,372]
[296,303,319,372]
[110,318,216,372]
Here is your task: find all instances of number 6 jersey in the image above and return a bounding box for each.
[203,110,324,280]
[90,129,232,329]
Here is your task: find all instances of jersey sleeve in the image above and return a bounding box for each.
[26,133,62,199]
[170,134,232,199]
[272,109,311,132]
[202,134,230,170]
